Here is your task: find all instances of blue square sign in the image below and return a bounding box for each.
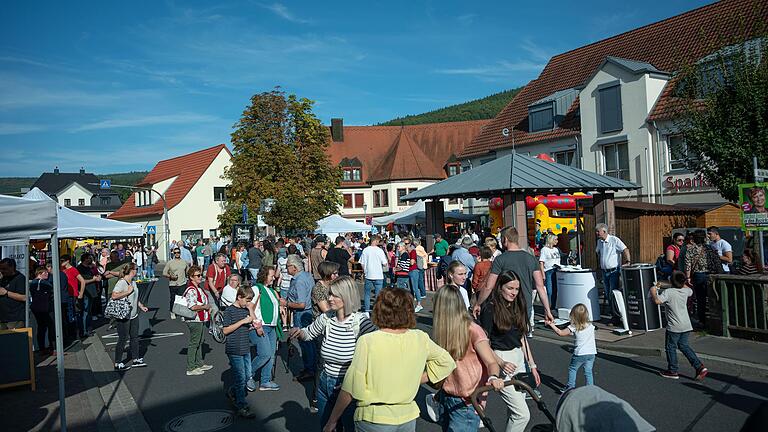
[100,179,111,189]
[146,225,156,235]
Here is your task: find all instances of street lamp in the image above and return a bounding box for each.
[363,202,368,223]
[90,182,170,260]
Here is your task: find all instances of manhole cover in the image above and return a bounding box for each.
[165,410,234,432]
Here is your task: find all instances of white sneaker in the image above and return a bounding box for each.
[186,368,204,376]
[198,364,213,371]
[425,393,441,422]
[415,304,424,313]
[170,312,176,320]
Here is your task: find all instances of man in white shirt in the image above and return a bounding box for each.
[707,226,733,273]
[359,235,388,312]
[595,223,631,323]
[220,273,241,308]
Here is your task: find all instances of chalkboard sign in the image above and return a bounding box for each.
[0,328,35,391]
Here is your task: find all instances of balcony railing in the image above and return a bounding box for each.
[711,274,768,340]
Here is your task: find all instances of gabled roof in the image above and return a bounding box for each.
[109,144,231,220]
[403,153,639,201]
[461,0,768,158]
[32,172,118,197]
[326,120,489,185]
[367,129,444,183]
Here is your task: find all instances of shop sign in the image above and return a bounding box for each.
[663,174,715,192]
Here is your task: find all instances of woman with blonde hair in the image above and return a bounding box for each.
[289,276,376,430]
[484,237,502,260]
[432,284,504,431]
[111,263,149,371]
[538,234,560,311]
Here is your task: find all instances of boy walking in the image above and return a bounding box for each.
[222,285,257,418]
[650,271,708,380]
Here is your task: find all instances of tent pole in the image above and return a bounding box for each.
[25,241,30,328]
[51,233,67,432]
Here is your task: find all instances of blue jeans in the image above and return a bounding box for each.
[566,354,595,388]
[409,269,425,303]
[544,269,556,307]
[227,352,252,409]
[602,268,622,319]
[363,279,384,312]
[440,393,480,432]
[396,276,410,291]
[665,331,702,373]
[692,272,709,325]
[250,326,278,385]
[294,310,316,373]
[146,262,155,278]
[317,370,355,431]
[80,295,91,336]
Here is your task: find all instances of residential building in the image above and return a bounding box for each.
[325,119,489,222]
[31,167,122,218]
[460,0,766,212]
[109,144,232,259]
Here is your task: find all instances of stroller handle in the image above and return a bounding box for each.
[470,379,558,432]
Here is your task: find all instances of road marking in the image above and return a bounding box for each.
[102,332,184,346]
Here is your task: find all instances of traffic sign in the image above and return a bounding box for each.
[146,225,156,235]
[755,168,768,181]
[100,179,111,189]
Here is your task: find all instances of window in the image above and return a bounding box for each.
[447,164,459,177]
[213,187,227,202]
[381,190,389,206]
[598,83,622,133]
[552,150,575,166]
[352,168,361,181]
[408,188,418,195]
[64,199,71,207]
[373,190,380,207]
[342,167,362,183]
[396,188,407,203]
[529,104,554,132]
[343,170,352,182]
[354,193,364,208]
[668,135,692,171]
[78,198,85,206]
[343,194,353,208]
[100,196,110,206]
[602,142,629,180]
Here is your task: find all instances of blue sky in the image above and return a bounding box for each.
[0,0,711,176]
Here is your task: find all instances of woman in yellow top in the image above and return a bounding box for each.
[323,287,456,432]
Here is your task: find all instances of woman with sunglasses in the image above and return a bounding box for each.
[184,265,213,376]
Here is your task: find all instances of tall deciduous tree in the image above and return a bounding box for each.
[219,89,342,233]
[674,37,767,202]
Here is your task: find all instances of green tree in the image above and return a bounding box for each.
[675,37,768,202]
[219,89,342,233]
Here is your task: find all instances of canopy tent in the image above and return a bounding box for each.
[23,188,144,238]
[372,200,481,225]
[315,214,372,234]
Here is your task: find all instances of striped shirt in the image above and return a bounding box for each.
[223,306,251,356]
[301,313,376,377]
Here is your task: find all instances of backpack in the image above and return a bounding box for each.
[655,254,673,278]
[324,311,369,339]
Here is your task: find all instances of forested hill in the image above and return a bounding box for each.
[379,88,522,126]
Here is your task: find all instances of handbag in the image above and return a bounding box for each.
[172,295,197,319]
[105,296,132,320]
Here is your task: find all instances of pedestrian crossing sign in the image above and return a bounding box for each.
[146,225,156,235]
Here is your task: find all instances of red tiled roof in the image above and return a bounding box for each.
[461,0,768,158]
[109,144,231,220]
[327,120,489,184]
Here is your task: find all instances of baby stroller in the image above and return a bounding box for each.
[470,379,557,432]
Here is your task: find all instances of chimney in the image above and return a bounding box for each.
[79,167,85,174]
[331,118,344,142]
[54,166,59,174]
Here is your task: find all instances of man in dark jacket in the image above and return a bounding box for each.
[0,258,27,329]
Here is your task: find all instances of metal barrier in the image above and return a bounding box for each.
[711,274,768,338]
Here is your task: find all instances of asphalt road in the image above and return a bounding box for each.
[95,276,768,432]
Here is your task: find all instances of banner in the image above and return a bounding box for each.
[739,183,768,231]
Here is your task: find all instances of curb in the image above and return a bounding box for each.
[532,330,768,377]
[83,334,152,432]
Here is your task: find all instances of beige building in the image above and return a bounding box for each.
[109,144,232,259]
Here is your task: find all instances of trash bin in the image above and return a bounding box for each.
[621,264,663,331]
[556,267,601,322]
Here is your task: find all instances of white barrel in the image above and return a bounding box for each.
[556,268,601,322]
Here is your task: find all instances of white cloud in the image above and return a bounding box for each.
[70,113,220,132]
[457,14,477,25]
[434,60,544,77]
[261,3,311,24]
[0,122,47,135]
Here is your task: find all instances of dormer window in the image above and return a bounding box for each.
[340,157,363,183]
[529,103,554,132]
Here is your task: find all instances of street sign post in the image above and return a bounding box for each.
[100,179,111,189]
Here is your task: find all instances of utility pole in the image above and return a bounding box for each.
[91,182,170,260]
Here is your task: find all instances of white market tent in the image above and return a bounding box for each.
[372,200,481,225]
[23,188,144,238]
[315,214,372,234]
[0,188,143,432]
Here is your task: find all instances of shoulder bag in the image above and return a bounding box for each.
[105,294,132,320]
[172,287,198,319]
